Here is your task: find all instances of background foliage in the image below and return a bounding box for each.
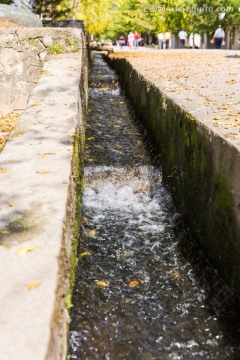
[2,0,238,39]
[71,0,239,40]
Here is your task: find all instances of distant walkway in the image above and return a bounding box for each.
[109,48,240,144]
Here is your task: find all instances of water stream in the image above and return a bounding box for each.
[69,53,240,359]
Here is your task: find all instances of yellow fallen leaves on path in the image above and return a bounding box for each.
[17,245,39,257]
[109,52,240,128]
[27,281,40,290]
[0,112,21,152]
[96,280,109,287]
[80,251,91,257]
[88,229,97,236]
[128,280,141,287]
[36,170,51,174]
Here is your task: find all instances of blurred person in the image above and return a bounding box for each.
[134,31,140,48]
[128,32,134,48]
[178,29,187,48]
[164,31,171,49]
[212,25,225,49]
[118,35,126,48]
[157,32,164,49]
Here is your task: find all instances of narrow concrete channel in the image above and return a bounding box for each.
[69,52,240,359]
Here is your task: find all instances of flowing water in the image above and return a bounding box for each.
[69,53,240,360]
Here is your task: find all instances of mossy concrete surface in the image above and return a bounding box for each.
[108,51,240,299]
[0,29,87,360]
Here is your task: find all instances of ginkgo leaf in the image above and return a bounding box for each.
[8,202,15,207]
[27,281,40,290]
[0,169,7,174]
[31,102,42,107]
[213,117,222,120]
[38,152,56,157]
[36,170,51,174]
[96,280,109,287]
[17,245,39,257]
[128,280,140,287]
[80,251,91,257]
[89,229,97,236]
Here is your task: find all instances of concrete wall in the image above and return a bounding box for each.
[0,28,84,115]
[0,28,87,360]
[108,56,240,299]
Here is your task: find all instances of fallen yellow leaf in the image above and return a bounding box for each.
[0,169,7,174]
[38,152,56,157]
[8,202,15,207]
[31,102,42,107]
[128,280,140,287]
[89,229,97,236]
[36,170,51,174]
[17,245,39,257]
[96,280,109,287]
[27,281,40,290]
[80,251,91,257]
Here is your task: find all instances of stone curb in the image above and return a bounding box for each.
[0,32,86,359]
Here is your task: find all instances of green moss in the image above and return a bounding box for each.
[7,218,28,233]
[67,37,80,52]
[28,38,38,47]
[65,293,73,310]
[213,174,233,210]
[47,43,65,54]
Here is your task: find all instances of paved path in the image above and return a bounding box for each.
[110,49,240,150]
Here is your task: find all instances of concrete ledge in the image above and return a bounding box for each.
[108,52,240,299]
[0,30,86,359]
[0,28,84,115]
